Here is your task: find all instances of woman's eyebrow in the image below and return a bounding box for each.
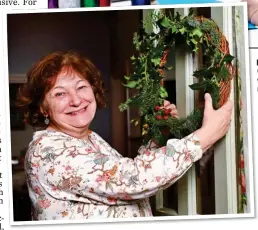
[52,86,65,90]
[76,79,91,87]
[51,79,88,90]
[76,79,86,85]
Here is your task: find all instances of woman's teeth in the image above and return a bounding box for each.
[69,107,87,116]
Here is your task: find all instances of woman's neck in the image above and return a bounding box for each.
[46,124,90,140]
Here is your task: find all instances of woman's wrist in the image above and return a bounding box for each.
[193,128,213,153]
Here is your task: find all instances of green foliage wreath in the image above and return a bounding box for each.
[119,9,235,146]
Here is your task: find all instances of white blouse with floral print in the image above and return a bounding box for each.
[24,130,203,220]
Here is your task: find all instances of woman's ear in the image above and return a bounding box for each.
[40,103,48,116]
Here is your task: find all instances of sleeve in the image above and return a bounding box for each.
[34,133,203,205]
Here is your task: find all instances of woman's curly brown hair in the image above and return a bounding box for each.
[16,51,107,128]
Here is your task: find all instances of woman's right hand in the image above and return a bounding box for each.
[194,93,233,152]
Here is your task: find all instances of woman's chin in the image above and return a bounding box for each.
[69,118,93,129]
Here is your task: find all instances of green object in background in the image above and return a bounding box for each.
[82,0,98,7]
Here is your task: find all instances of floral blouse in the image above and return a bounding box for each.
[24,130,203,220]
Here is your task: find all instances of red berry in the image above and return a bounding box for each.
[164,109,170,115]
[156,115,162,120]
[163,115,168,120]
[155,106,160,111]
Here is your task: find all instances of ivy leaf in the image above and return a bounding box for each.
[123,81,138,88]
[193,47,199,52]
[153,46,166,55]
[191,38,198,45]
[151,58,161,66]
[171,25,178,34]
[164,64,173,70]
[131,55,136,60]
[160,17,171,28]
[192,28,203,37]
[179,27,187,34]
[159,86,168,98]
[133,32,139,45]
[119,103,129,112]
[124,75,130,81]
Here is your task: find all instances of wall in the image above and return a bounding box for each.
[7,11,112,157]
[109,10,141,156]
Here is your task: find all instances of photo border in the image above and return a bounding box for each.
[0,1,255,227]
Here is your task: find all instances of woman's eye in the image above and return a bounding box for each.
[78,85,87,90]
[55,92,65,97]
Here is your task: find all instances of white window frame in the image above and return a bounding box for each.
[211,6,238,214]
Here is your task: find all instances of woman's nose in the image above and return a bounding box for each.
[69,92,82,107]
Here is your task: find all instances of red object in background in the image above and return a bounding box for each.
[99,0,110,6]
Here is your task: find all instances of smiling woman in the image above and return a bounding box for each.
[17,51,106,132]
[15,51,232,220]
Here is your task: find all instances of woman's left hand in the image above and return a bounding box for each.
[162,100,179,118]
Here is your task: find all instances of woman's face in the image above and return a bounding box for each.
[42,69,97,132]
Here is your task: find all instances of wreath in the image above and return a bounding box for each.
[119,9,236,146]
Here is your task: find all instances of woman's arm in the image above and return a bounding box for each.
[30,131,202,206]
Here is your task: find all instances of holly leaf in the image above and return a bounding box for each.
[206,83,220,109]
[189,81,209,91]
[222,54,235,64]
[193,68,213,79]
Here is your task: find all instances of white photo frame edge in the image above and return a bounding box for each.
[0,1,255,227]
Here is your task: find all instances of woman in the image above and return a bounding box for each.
[17,51,232,220]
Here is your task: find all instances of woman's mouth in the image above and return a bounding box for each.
[67,106,88,116]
